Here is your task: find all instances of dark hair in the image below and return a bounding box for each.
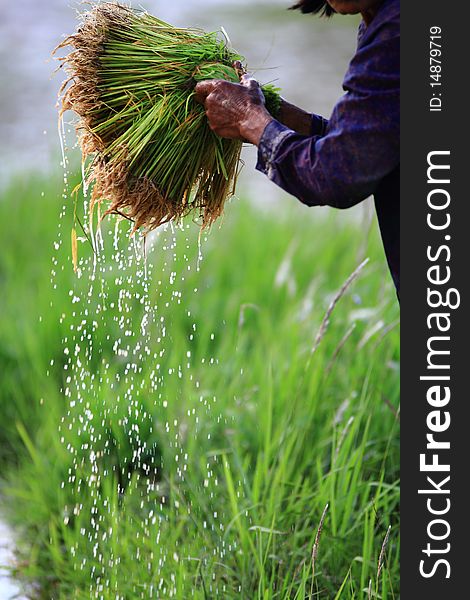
[290,0,335,16]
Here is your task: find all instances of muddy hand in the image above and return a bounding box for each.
[194,74,273,145]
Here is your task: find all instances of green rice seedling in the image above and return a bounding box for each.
[55,2,281,232]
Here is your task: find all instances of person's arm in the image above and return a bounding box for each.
[276,98,328,137]
[195,20,399,210]
[194,78,327,142]
[256,21,399,209]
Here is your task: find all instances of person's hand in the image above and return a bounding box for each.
[194,73,273,146]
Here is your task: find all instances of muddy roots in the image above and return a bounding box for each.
[54,2,246,232]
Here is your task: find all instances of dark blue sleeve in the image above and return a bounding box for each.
[256,17,400,209]
[310,113,328,137]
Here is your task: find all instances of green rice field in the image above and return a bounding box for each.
[0,170,399,599]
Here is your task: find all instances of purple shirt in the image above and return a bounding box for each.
[256,0,400,292]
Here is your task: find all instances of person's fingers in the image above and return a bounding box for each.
[232,60,246,78]
[194,80,218,104]
[213,128,246,141]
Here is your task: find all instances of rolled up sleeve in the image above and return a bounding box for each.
[255,13,400,210]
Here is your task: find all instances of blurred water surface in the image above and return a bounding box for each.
[0,0,359,199]
[0,516,26,599]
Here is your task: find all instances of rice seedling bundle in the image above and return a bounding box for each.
[56,2,281,232]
